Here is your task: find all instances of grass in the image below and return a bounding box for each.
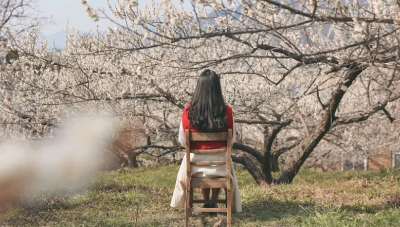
[1,166,400,226]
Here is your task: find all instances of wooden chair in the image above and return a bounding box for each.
[184,129,232,227]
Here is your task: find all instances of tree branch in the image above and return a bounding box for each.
[261,0,396,24]
[234,119,292,125]
[334,95,400,126]
[231,154,264,184]
[233,142,264,164]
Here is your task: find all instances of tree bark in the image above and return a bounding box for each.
[233,143,264,163]
[263,122,291,184]
[270,153,280,172]
[262,128,273,184]
[127,152,139,168]
[231,155,264,184]
[132,154,139,168]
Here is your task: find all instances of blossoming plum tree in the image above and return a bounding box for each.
[1,0,400,184]
[86,0,400,184]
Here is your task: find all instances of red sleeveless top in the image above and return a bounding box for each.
[182,104,234,150]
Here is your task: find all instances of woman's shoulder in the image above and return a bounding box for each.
[183,103,190,112]
[182,104,190,117]
[226,105,233,113]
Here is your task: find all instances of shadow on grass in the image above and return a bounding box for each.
[340,204,388,214]
[231,199,389,226]
[177,199,316,227]
[236,199,315,222]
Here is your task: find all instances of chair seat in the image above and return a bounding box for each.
[191,178,227,188]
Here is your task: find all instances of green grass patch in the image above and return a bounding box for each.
[2,165,400,226]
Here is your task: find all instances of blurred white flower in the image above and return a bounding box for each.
[354,23,363,33]
[372,0,384,17]
[130,1,139,7]
[86,7,99,21]
[170,17,178,26]
[143,31,149,40]
[211,3,220,10]
[361,22,367,27]
[216,17,227,25]
[318,12,328,19]
[390,5,399,12]
[106,27,114,36]
[335,0,341,8]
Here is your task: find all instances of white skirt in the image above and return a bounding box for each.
[170,152,242,212]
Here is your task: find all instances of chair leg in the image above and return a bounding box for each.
[189,188,193,217]
[225,188,227,208]
[185,206,189,227]
[227,188,231,227]
[185,186,190,227]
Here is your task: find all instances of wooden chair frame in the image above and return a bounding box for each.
[184,129,232,227]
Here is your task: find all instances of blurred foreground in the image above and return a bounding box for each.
[1,166,400,226]
[0,117,117,211]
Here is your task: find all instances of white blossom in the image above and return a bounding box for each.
[354,23,363,33]
[390,5,399,12]
[130,1,139,7]
[372,0,384,17]
[211,3,220,10]
[170,17,178,26]
[215,17,227,26]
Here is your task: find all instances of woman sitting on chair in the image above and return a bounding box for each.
[170,69,242,213]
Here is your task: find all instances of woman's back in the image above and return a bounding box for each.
[171,69,242,213]
[180,104,234,150]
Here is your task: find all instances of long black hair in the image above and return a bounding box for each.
[188,69,227,131]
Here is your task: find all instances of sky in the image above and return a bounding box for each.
[38,0,192,36]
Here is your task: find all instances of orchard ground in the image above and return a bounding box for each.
[2,166,400,227]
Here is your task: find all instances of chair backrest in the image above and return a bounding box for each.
[184,129,233,227]
[185,129,232,181]
[189,132,229,142]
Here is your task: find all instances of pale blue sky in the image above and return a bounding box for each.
[38,0,192,36]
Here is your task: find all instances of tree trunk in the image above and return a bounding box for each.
[275,63,363,184]
[275,64,363,184]
[131,154,139,168]
[263,124,290,184]
[270,153,280,172]
[127,151,139,168]
[232,143,266,183]
[262,130,273,184]
[274,170,296,184]
[231,155,264,184]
